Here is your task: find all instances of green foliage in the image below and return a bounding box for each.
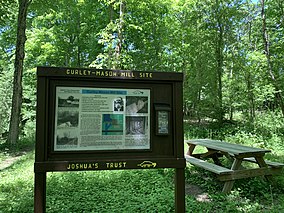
[0,65,13,135]
[26,0,108,68]
[1,0,284,210]
[2,0,284,143]
[0,156,176,213]
[0,151,34,212]
[22,68,37,128]
[45,169,175,212]
[184,111,284,211]
[1,150,284,213]
[185,164,284,212]
[1,112,284,212]
[185,110,284,155]
[222,111,284,155]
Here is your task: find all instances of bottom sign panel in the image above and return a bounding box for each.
[34,158,186,172]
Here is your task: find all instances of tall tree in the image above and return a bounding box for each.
[7,0,31,145]
[261,0,284,116]
[214,0,225,124]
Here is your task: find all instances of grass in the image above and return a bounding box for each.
[1,148,284,212]
[1,112,284,212]
[1,154,176,213]
[46,169,176,213]
[0,151,34,212]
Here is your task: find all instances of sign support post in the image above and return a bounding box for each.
[34,172,46,213]
[175,168,185,213]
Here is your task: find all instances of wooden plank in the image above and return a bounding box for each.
[222,158,243,193]
[185,139,271,156]
[243,157,284,168]
[186,144,196,156]
[185,156,233,175]
[37,66,184,81]
[34,158,186,172]
[186,139,270,154]
[218,167,282,181]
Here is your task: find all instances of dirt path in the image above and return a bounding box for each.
[185,183,211,202]
[0,153,25,171]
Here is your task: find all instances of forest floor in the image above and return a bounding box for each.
[1,148,284,212]
[0,143,32,171]
[0,149,29,170]
[0,155,22,170]
[185,183,211,202]
[0,149,211,202]
[0,149,211,204]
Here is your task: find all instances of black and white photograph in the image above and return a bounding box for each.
[56,130,78,146]
[126,96,148,114]
[58,95,79,108]
[126,116,148,135]
[113,97,124,111]
[57,110,79,128]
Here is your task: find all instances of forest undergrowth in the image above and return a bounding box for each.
[1,111,284,212]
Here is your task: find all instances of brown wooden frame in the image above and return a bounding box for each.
[34,66,185,213]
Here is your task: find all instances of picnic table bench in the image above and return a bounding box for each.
[185,139,284,193]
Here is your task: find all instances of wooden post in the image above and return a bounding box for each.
[222,158,242,193]
[175,168,185,213]
[34,172,46,213]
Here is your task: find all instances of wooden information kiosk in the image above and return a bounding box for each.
[34,66,185,212]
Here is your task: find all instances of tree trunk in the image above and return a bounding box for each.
[7,0,30,146]
[107,2,115,69]
[215,0,224,124]
[115,0,125,69]
[247,21,255,120]
[77,13,81,67]
[261,0,284,116]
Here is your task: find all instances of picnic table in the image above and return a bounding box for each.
[185,139,284,193]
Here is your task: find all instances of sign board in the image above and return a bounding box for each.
[34,66,185,212]
[54,87,151,151]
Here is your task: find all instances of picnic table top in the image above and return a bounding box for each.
[185,139,271,157]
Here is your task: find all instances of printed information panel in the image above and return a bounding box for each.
[54,86,150,151]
